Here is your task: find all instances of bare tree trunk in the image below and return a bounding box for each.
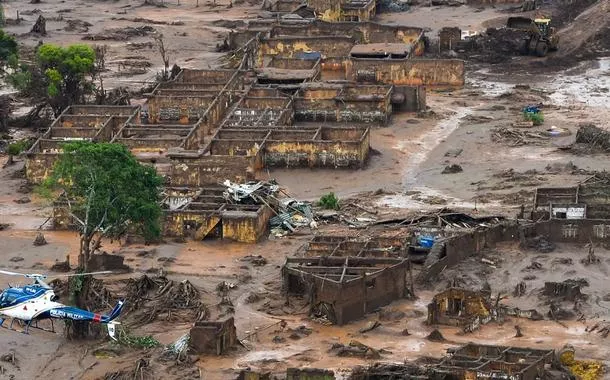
[79,234,92,271]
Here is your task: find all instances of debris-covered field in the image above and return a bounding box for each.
[1,0,610,378]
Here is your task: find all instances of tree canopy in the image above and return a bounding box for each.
[9,43,96,115]
[0,29,17,68]
[43,142,163,269]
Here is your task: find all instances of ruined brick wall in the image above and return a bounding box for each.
[170,155,254,186]
[263,139,368,168]
[286,368,335,380]
[303,263,407,325]
[258,37,356,63]
[348,58,465,87]
[177,69,235,83]
[67,105,138,116]
[190,318,237,355]
[163,211,213,238]
[221,206,273,243]
[25,153,60,184]
[294,96,390,123]
[421,222,521,280]
[363,263,407,312]
[393,86,426,112]
[535,219,610,243]
[147,96,215,124]
[269,21,423,45]
[439,27,462,51]
[52,202,73,230]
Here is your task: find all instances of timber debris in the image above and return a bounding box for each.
[124,275,209,326]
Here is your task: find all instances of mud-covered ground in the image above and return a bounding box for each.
[2,0,610,378]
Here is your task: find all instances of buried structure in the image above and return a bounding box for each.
[282,256,410,325]
[350,343,557,380]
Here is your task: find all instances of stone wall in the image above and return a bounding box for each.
[349,58,465,87]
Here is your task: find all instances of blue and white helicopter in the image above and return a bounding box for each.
[0,269,124,340]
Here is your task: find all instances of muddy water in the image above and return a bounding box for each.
[548,58,610,109]
[378,57,610,213]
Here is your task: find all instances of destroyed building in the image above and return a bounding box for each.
[190,317,237,355]
[283,256,410,324]
[427,287,493,329]
[350,343,555,380]
[531,175,610,243]
[29,14,466,244]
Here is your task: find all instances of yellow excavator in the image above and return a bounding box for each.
[507,16,559,57]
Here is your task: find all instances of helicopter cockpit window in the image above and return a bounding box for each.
[0,291,18,307]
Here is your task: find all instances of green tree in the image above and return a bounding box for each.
[0,29,18,70]
[9,43,96,116]
[42,142,163,270]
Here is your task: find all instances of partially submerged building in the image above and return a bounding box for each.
[427,287,493,331]
[283,256,410,324]
[30,14,466,244]
[308,0,376,22]
[190,317,237,355]
[350,343,556,380]
[531,175,610,243]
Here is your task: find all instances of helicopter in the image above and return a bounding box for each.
[0,269,124,340]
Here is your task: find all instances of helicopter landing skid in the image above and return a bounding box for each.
[1,318,56,335]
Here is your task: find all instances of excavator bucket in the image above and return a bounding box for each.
[507,17,539,33]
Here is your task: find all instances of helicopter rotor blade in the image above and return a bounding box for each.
[0,270,28,277]
[51,271,114,278]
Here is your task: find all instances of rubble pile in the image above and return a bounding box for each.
[523,235,555,252]
[329,340,388,359]
[83,26,155,41]
[574,124,610,152]
[124,275,209,326]
[50,278,115,312]
[222,179,314,237]
[461,28,530,63]
[377,0,410,13]
[491,127,549,146]
[103,358,152,380]
[349,363,431,379]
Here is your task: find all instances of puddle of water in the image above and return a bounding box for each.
[402,108,472,188]
[548,58,610,107]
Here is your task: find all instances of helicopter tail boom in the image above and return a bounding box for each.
[107,300,124,321]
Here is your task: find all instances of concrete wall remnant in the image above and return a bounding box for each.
[351,343,554,380]
[190,317,237,355]
[439,27,462,51]
[286,368,336,380]
[283,256,409,325]
[162,186,273,243]
[427,287,492,328]
[349,58,466,87]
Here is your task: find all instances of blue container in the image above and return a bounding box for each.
[418,236,435,248]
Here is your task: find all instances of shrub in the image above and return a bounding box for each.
[523,111,544,126]
[7,139,33,156]
[319,192,340,210]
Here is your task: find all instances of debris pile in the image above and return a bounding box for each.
[377,0,410,13]
[103,358,152,380]
[491,127,549,146]
[574,124,610,152]
[64,19,92,33]
[83,26,155,41]
[221,179,314,237]
[462,28,530,63]
[222,179,279,204]
[523,235,555,252]
[441,164,463,174]
[124,275,209,326]
[329,340,387,359]
[33,232,47,246]
[586,321,610,338]
[425,329,446,342]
